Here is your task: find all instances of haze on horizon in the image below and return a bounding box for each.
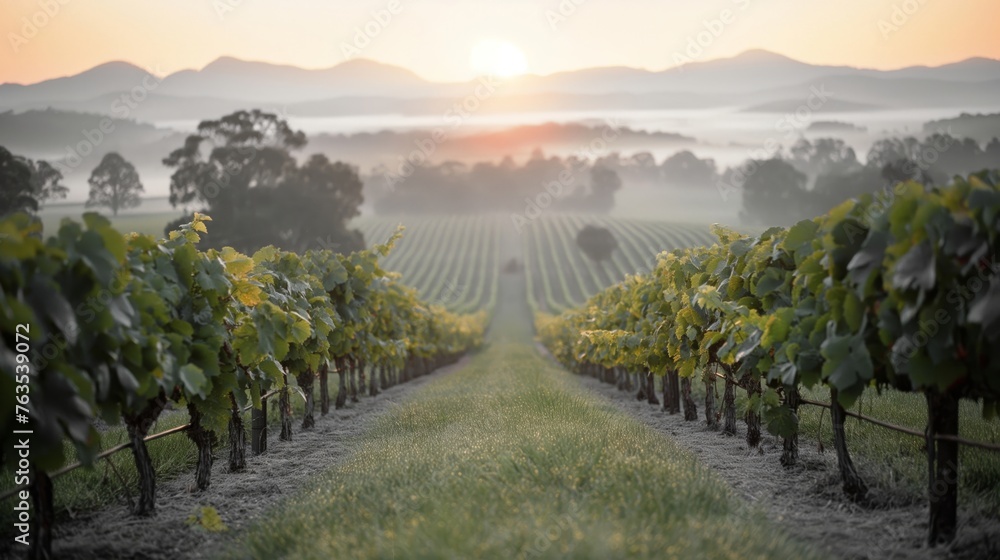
[2,0,1000,85]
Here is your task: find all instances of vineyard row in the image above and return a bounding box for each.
[0,213,487,557]
[537,172,1000,545]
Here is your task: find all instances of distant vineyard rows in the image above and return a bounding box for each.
[523,215,715,313]
[358,216,501,314]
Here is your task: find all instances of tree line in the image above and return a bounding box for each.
[6,111,996,241]
[1,109,368,256]
[732,134,1000,225]
[365,148,623,215]
[0,147,144,217]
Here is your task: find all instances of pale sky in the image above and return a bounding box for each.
[1,0,998,84]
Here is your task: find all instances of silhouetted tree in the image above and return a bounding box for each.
[726,134,993,226]
[576,225,618,263]
[369,153,619,215]
[880,158,939,187]
[275,154,365,252]
[661,150,718,187]
[587,166,622,209]
[866,137,922,169]
[0,146,68,216]
[788,138,860,180]
[86,152,144,216]
[1,147,35,216]
[924,133,986,177]
[620,151,661,188]
[739,158,810,226]
[809,166,883,216]
[987,138,1000,162]
[163,109,364,252]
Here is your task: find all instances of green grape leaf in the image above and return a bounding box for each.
[820,331,873,397]
[843,291,864,332]
[782,220,819,255]
[892,240,936,293]
[180,364,209,398]
[968,280,1000,339]
[761,308,795,348]
[764,405,799,438]
[754,268,785,298]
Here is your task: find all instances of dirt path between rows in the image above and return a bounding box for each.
[34,358,467,560]
[574,372,1000,560]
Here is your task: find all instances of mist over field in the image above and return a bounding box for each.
[3,2,1000,559]
[3,47,999,227]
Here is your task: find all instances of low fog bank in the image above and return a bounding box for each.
[8,108,999,232]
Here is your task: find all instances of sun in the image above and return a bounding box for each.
[470,39,528,79]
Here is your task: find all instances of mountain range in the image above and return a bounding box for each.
[3,50,1000,120]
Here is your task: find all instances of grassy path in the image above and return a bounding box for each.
[235,272,824,559]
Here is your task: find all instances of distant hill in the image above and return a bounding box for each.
[155,57,436,102]
[924,112,1000,143]
[0,109,185,201]
[0,108,174,156]
[743,99,882,113]
[0,61,154,107]
[3,51,1000,119]
[4,90,734,124]
[806,121,868,133]
[506,50,1000,96]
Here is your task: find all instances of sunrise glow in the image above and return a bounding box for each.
[469,39,528,79]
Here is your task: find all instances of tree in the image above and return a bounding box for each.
[880,158,939,187]
[275,154,366,252]
[986,137,1000,162]
[809,166,883,216]
[368,155,619,216]
[576,224,618,263]
[163,109,304,211]
[0,146,35,216]
[587,165,622,210]
[661,150,718,187]
[866,137,921,169]
[621,151,661,188]
[86,152,144,216]
[738,158,810,226]
[163,109,364,253]
[788,138,860,179]
[0,146,68,216]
